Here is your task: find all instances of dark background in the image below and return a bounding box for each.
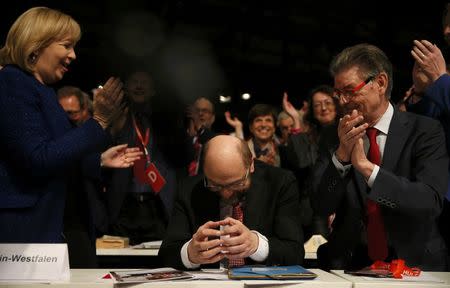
[2,0,449,132]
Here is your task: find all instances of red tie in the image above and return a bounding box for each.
[366,127,388,261]
[188,137,202,176]
[228,203,245,267]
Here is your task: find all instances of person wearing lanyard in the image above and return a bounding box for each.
[103,70,177,245]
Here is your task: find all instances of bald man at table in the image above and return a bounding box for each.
[159,135,304,269]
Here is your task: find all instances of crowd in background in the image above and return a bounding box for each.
[1,4,450,273]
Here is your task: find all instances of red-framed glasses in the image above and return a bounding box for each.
[333,75,375,100]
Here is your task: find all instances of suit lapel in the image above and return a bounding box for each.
[243,173,264,230]
[382,109,409,171]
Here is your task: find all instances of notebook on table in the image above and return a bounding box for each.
[228,265,317,280]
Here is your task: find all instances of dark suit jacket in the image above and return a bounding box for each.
[99,115,177,234]
[284,125,339,238]
[159,161,304,269]
[312,108,448,270]
[0,65,108,243]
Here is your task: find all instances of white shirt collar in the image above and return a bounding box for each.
[373,102,393,135]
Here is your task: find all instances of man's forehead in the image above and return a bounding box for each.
[253,114,274,121]
[204,163,246,182]
[279,117,293,125]
[128,72,151,82]
[195,98,213,109]
[60,95,80,104]
[334,67,364,86]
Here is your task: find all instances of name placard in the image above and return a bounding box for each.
[0,243,69,281]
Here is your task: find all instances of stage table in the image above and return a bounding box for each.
[0,268,350,288]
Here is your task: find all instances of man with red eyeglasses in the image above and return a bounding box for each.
[311,43,448,271]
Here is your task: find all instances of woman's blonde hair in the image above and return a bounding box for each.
[0,7,81,72]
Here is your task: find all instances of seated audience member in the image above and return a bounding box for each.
[312,43,448,271]
[57,86,91,125]
[159,135,304,269]
[246,104,280,167]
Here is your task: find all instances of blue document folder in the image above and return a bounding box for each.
[228,265,317,280]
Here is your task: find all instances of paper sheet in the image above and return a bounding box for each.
[363,272,444,283]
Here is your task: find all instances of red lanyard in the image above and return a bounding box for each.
[370,259,421,279]
[132,115,151,163]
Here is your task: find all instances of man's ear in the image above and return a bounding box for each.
[376,72,388,95]
[250,159,255,173]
